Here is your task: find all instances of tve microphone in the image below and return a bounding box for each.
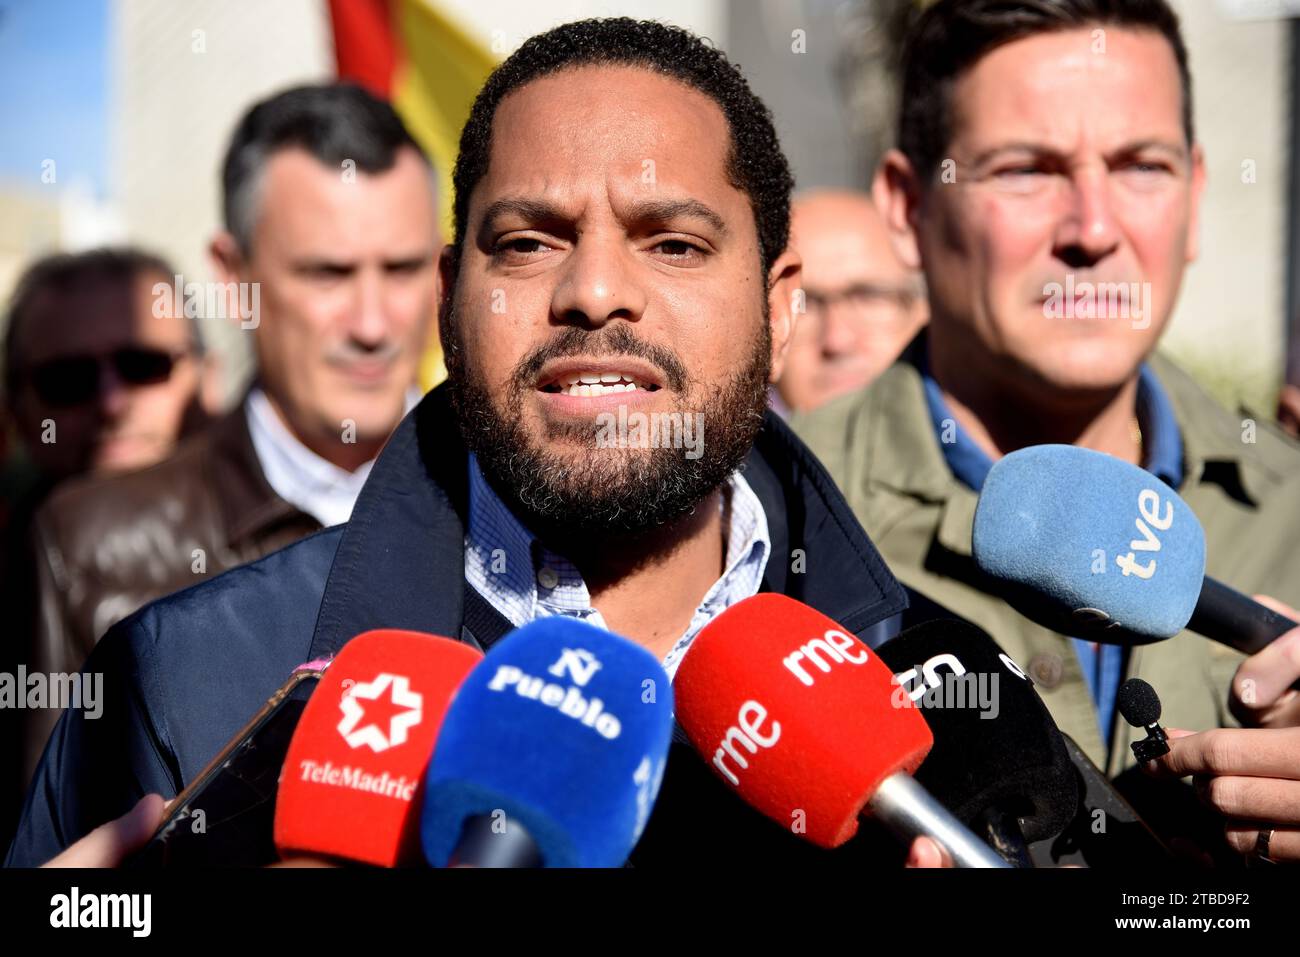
[877,619,1078,866]
[421,617,674,868]
[675,594,1007,867]
[274,629,482,866]
[972,444,1298,654]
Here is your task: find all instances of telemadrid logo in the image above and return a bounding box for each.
[337,673,423,752]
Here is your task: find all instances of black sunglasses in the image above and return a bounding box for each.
[26,347,189,409]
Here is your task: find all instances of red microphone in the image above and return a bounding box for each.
[675,595,1007,867]
[273,629,482,866]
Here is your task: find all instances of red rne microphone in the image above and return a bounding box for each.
[273,629,482,866]
[675,595,1007,867]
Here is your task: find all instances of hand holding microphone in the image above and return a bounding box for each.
[1143,725,1300,864]
[1227,595,1300,729]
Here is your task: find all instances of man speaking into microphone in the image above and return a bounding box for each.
[9,18,929,867]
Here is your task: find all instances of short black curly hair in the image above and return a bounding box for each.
[451,17,793,276]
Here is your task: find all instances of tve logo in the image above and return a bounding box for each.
[337,673,423,752]
[1114,488,1175,580]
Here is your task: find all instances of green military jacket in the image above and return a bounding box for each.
[793,351,1300,777]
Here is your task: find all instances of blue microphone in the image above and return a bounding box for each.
[421,617,673,867]
[972,444,1296,655]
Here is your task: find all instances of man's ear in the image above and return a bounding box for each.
[207,232,251,336]
[765,246,803,384]
[208,231,245,285]
[1185,143,1207,264]
[873,149,924,272]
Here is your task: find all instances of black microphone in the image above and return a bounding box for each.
[1190,578,1297,656]
[876,619,1078,866]
[1118,678,1170,763]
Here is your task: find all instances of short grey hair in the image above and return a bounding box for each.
[221,83,434,253]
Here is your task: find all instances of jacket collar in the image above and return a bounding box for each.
[307,384,907,660]
[208,395,313,548]
[856,341,1266,562]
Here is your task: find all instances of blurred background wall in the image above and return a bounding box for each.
[1,0,1296,414]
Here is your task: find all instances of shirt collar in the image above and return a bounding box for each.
[463,453,771,675]
[918,346,1184,492]
[246,386,420,527]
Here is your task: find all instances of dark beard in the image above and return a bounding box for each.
[445,314,771,541]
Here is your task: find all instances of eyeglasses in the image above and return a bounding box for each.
[24,347,191,408]
[799,283,919,321]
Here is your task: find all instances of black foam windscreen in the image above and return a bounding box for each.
[1117,678,1162,728]
[877,619,1078,844]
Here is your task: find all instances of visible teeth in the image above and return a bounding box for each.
[600,373,622,383]
[562,381,641,397]
[579,375,602,384]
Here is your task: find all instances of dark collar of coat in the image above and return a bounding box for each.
[307,384,907,660]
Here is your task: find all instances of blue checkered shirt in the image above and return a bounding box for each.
[463,454,770,680]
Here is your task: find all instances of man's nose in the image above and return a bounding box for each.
[348,270,391,348]
[1053,169,1122,268]
[97,363,131,420]
[821,300,864,358]
[549,235,647,327]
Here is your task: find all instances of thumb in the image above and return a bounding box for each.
[43,794,167,868]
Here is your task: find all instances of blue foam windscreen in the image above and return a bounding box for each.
[421,617,673,867]
[972,445,1205,644]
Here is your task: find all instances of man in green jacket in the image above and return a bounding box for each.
[795,0,1300,862]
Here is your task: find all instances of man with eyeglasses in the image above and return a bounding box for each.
[9,82,438,807]
[772,190,926,416]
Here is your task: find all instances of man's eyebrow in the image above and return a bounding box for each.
[968,138,1190,167]
[623,199,728,234]
[479,198,569,229]
[478,196,728,234]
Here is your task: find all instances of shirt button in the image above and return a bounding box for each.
[537,567,559,590]
[1028,652,1064,690]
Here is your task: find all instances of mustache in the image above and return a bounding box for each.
[513,325,689,393]
[324,341,404,366]
[1032,272,1145,297]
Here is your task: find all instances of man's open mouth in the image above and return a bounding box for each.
[537,359,665,398]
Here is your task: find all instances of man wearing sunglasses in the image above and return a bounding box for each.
[2,247,213,484]
[1,246,215,850]
[10,83,438,803]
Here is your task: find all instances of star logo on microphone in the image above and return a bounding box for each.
[337,673,423,752]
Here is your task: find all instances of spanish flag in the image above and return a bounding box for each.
[327,0,498,388]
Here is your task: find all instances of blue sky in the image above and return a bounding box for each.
[0,0,109,196]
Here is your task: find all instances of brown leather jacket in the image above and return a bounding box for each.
[22,400,320,781]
